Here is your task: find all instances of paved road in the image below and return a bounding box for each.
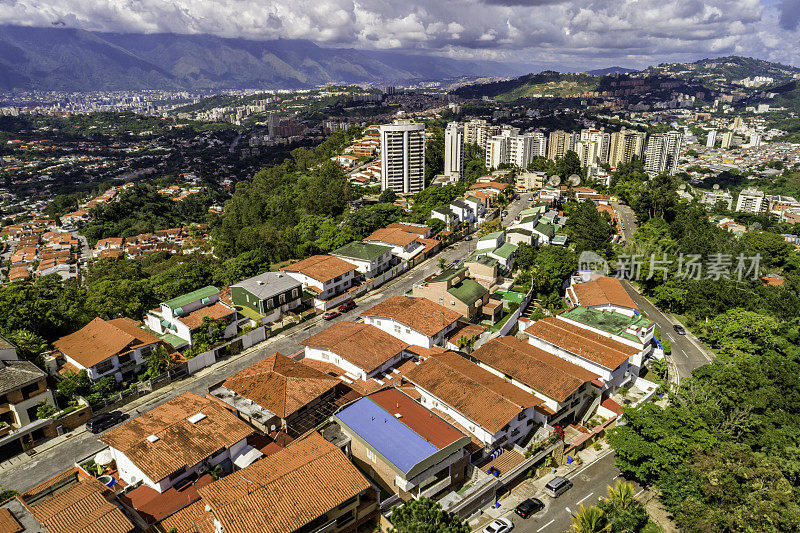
[503,193,534,226]
[0,208,505,492]
[611,201,637,243]
[491,451,641,533]
[621,281,712,382]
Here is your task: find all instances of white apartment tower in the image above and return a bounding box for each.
[576,129,611,167]
[547,130,577,160]
[444,122,464,180]
[644,131,683,174]
[706,130,718,148]
[720,131,734,150]
[380,120,426,194]
[736,188,767,214]
[485,130,544,170]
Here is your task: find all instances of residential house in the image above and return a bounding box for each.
[331,241,394,279]
[412,267,490,321]
[160,431,377,533]
[334,388,472,499]
[523,315,642,392]
[464,255,502,287]
[99,392,255,493]
[301,322,412,381]
[565,275,638,316]
[144,286,238,350]
[281,255,359,310]
[10,467,136,533]
[0,351,58,460]
[364,227,425,262]
[506,228,534,246]
[468,336,601,429]
[210,353,346,436]
[384,222,432,239]
[93,237,124,257]
[360,296,461,348]
[404,351,543,452]
[531,221,556,245]
[53,317,167,382]
[476,231,504,251]
[230,272,302,324]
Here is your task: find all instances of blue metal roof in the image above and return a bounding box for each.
[336,397,439,474]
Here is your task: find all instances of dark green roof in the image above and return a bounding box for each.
[448,278,488,306]
[429,266,467,283]
[333,241,392,261]
[507,228,532,236]
[560,306,653,342]
[492,242,518,259]
[163,286,218,310]
[466,255,498,267]
[533,222,555,238]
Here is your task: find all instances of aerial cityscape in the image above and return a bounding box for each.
[1,1,799,532]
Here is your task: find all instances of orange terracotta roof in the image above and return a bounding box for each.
[301,322,409,374]
[197,432,371,533]
[524,317,636,370]
[569,277,637,310]
[157,499,215,533]
[365,227,419,247]
[0,508,22,533]
[404,351,542,434]
[470,182,507,191]
[99,392,253,483]
[21,468,134,533]
[179,302,236,330]
[219,353,340,419]
[54,317,161,368]
[280,255,357,283]
[361,296,460,337]
[470,336,599,402]
[385,222,430,236]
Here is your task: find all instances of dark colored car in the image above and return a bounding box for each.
[322,310,340,320]
[514,498,544,518]
[86,411,124,433]
[673,324,686,335]
[338,301,356,312]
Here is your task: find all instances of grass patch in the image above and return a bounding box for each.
[642,520,666,533]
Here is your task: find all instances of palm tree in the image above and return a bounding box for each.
[8,330,48,365]
[606,480,635,511]
[571,504,609,533]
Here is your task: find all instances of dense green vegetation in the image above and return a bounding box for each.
[389,498,469,533]
[454,71,602,101]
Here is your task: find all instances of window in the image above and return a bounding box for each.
[139,346,153,357]
[168,466,187,482]
[279,293,286,305]
[292,288,299,299]
[394,325,401,333]
[21,382,40,399]
[405,328,411,334]
[118,353,132,364]
[338,495,358,510]
[94,359,114,374]
[266,299,274,310]
[517,412,525,421]
[365,449,377,463]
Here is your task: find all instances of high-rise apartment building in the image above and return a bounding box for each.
[464,119,502,149]
[608,128,646,168]
[644,131,683,174]
[485,131,544,170]
[720,131,733,150]
[547,130,577,160]
[706,130,717,148]
[444,122,464,180]
[380,120,426,194]
[735,188,767,214]
[575,129,611,167]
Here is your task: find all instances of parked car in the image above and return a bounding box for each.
[464,236,472,241]
[543,476,573,498]
[514,498,544,518]
[673,324,686,335]
[338,300,356,312]
[483,517,514,533]
[502,210,509,216]
[322,310,341,320]
[86,411,125,434]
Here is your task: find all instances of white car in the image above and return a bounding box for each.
[483,517,514,533]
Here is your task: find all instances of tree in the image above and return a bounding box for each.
[530,247,576,295]
[57,370,92,400]
[379,188,397,204]
[565,200,614,257]
[7,330,48,366]
[36,401,57,420]
[571,504,609,533]
[598,482,649,533]
[0,487,17,502]
[558,150,583,179]
[477,218,501,237]
[515,243,536,271]
[146,345,172,378]
[389,497,469,533]
[438,257,447,271]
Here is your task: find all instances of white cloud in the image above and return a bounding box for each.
[0,0,796,69]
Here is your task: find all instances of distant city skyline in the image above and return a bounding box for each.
[1,0,798,71]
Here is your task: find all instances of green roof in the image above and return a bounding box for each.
[159,333,188,349]
[447,278,488,306]
[429,266,467,283]
[519,214,539,225]
[478,231,504,241]
[560,306,653,342]
[466,196,481,203]
[466,254,498,267]
[492,243,518,259]
[507,228,532,236]
[520,205,546,216]
[164,286,219,310]
[333,241,392,261]
[551,235,568,245]
[533,222,555,238]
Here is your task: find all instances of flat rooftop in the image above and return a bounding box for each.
[560,306,652,342]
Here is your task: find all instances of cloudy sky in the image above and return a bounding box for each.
[2,0,800,70]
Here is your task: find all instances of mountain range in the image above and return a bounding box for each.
[0,25,523,91]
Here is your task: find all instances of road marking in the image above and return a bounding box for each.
[565,506,572,515]
[612,474,619,480]
[577,492,594,504]
[634,488,645,499]
[567,449,615,479]
[536,520,555,532]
